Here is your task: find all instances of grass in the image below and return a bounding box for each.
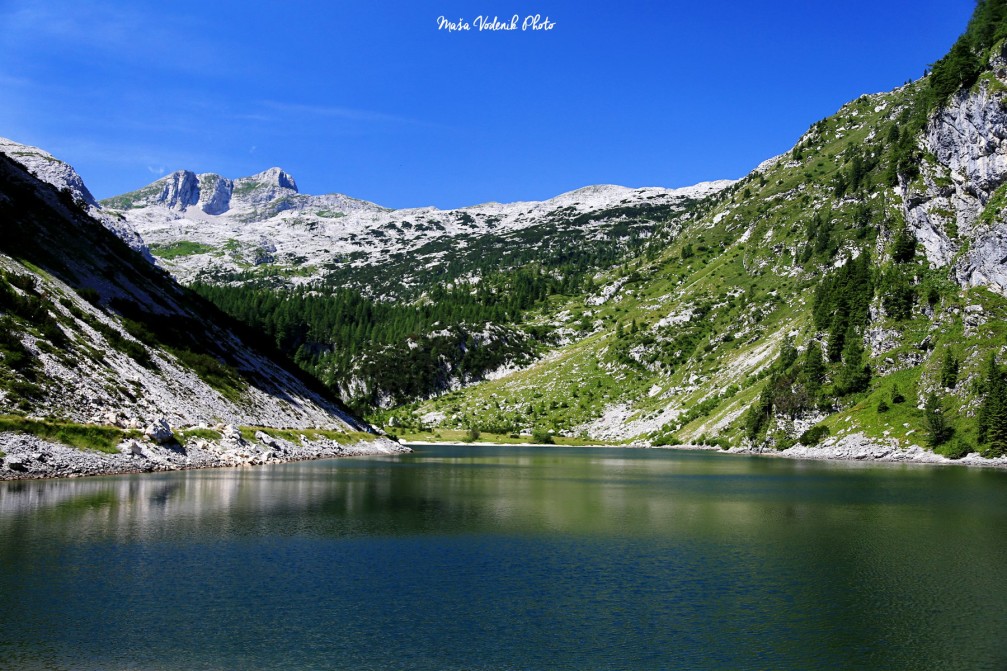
[99,183,163,210]
[0,415,140,454]
[170,348,247,402]
[149,240,215,260]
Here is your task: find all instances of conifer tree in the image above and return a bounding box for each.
[836,328,870,395]
[802,341,825,394]
[940,351,959,389]
[924,393,952,447]
[978,353,1007,454]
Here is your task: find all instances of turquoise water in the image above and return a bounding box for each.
[1,445,1006,670]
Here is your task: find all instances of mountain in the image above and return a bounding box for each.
[104,168,732,295]
[104,163,732,409]
[368,1,1007,463]
[0,143,403,480]
[96,1,1007,465]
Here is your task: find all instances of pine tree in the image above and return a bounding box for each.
[891,227,917,263]
[940,351,959,389]
[802,341,825,394]
[827,313,847,362]
[924,394,953,447]
[978,353,1007,454]
[778,336,798,371]
[836,328,871,395]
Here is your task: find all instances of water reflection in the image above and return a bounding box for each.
[1,447,1004,544]
[1,446,1006,671]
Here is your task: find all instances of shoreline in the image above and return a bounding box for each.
[0,431,410,482]
[402,434,1007,470]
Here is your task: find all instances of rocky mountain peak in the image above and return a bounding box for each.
[0,136,98,208]
[0,136,149,256]
[240,167,298,192]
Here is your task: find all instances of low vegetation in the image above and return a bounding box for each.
[0,415,139,454]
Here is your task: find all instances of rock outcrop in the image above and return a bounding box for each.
[899,47,1007,292]
[0,136,150,257]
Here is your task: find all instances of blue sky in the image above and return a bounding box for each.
[0,1,974,209]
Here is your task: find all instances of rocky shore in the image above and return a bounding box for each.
[658,432,1007,469]
[0,427,409,481]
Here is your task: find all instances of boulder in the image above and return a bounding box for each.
[144,419,174,444]
[119,439,145,457]
[5,454,27,471]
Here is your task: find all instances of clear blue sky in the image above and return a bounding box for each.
[0,0,974,209]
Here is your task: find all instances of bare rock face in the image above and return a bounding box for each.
[158,170,201,210]
[197,173,234,215]
[900,48,1007,293]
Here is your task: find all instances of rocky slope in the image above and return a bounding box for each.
[0,149,404,480]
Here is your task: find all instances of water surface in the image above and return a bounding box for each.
[1,446,1005,670]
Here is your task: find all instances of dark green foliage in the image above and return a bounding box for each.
[743,341,820,441]
[891,385,906,404]
[84,317,157,370]
[930,39,982,103]
[802,212,839,261]
[940,351,960,389]
[193,270,560,408]
[801,342,826,394]
[777,337,798,371]
[877,399,890,413]
[879,266,916,321]
[927,1,1006,106]
[651,431,681,447]
[813,255,874,356]
[0,321,34,374]
[531,428,554,444]
[76,287,101,306]
[937,437,971,460]
[0,415,135,453]
[827,314,847,362]
[744,386,773,441]
[171,349,247,402]
[977,353,1007,455]
[463,426,480,442]
[799,425,830,446]
[835,329,871,396]
[891,227,917,263]
[924,393,953,447]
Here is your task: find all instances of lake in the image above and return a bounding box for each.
[1,445,1005,670]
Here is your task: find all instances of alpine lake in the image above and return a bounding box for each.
[1,444,1005,670]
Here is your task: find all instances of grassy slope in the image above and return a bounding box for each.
[386,80,1007,454]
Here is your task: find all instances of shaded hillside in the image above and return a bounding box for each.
[0,150,369,433]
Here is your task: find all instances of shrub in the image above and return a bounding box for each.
[937,438,971,460]
[877,399,890,413]
[76,287,101,306]
[531,428,554,444]
[799,424,831,446]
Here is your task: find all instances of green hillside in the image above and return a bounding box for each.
[376,1,1007,458]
